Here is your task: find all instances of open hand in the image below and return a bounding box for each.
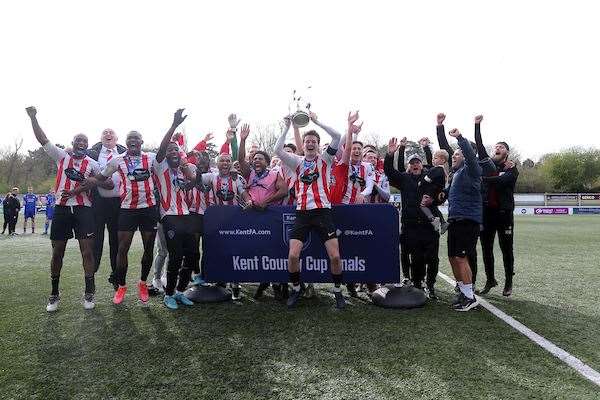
[173,108,187,127]
[240,124,250,140]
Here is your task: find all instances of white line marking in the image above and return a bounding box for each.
[438,272,600,387]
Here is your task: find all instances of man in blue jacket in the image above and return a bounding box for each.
[446,128,482,311]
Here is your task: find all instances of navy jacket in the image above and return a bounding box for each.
[448,136,483,224]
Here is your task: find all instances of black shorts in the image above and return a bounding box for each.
[161,214,194,237]
[447,218,480,258]
[189,212,204,235]
[50,205,96,241]
[118,206,159,232]
[289,208,337,243]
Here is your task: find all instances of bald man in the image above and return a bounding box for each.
[88,129,127,289]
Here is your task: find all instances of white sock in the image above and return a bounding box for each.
[293,284,301,292]
[458,282,474,299]
[333,286,342,293]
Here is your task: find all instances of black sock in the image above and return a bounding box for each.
[51,275,60,296]
[84,276,95,294]
[331,273,343,288]
[289,271,300,286]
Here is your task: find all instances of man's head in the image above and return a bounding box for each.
[492,141,510,163]
[283,143,297,154]
[71,134,89,158]
[101,129,118,149]
[407,154,423,175]
[452,149,465,169]
[303,130,320,158]
[217,153,233,175]
[362,149,378,167]
[432,149,449,167]
[126,131,143,156]
[166,142,182,168]
[12,187,19,196]
[350,141,364,163]
[252,150,271,173]
[27,186,33,194]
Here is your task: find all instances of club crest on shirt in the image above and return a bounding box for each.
[350,173,366,188]
[300,171,319,184]
[167,230,176,239]
[64,167,85,182]
[128,168,151,181]
[216,189,235,202]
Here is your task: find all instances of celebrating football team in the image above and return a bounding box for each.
[20,104,518,313]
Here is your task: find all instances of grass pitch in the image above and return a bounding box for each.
[0,215,599,400]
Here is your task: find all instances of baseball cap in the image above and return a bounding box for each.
[407,154,423,164]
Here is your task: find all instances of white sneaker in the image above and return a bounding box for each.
[152,277,165,293]
[83,293,96,310]
[46,295,60,312]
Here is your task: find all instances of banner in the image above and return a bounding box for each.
[573,207,600,215]
[203,204,401,283]
[534,207,569,215]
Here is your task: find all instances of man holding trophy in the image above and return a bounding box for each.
[274,102,346,309]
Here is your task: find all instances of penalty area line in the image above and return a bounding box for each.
[438,272,600,387]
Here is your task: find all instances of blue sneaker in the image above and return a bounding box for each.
[190,275,206,286]
[163,295,178,310]
[174,292,194,306]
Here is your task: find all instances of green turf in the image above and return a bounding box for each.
[0,215,599,400]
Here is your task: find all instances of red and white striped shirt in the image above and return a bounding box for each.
[200,172,246,206]
[341,161,374,205]
[153,159,193,218]
[186,181,214,214]
[43,142,100,207]
[291,155,334,211]
[370,169,390,203]
[102,152,156,209]
[279,165,296,206]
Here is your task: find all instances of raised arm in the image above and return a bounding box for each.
[436,113,452,170]
[236,124,252,180]
[396,137,407,170]
[310,112,341,151]
[293,123,303,155]
[449,129,481,178]
[473,115,489,160]
[25,107,49,145]
[342,112,361,165]
[274,117,301,170]
[384,137,408,189]
[420,137,433,166]
[156,109,187,163]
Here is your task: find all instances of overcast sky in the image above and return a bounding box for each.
[2,0,598,160]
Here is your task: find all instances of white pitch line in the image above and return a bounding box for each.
[438,272,600,387]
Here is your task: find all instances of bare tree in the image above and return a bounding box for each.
[251,123,279,155]
[4,138,24,185]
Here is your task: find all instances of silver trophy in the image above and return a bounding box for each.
[289,87,312,128]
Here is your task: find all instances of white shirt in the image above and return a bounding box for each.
[97,145,121,198]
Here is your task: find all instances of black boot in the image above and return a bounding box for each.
[476,279,498,295]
